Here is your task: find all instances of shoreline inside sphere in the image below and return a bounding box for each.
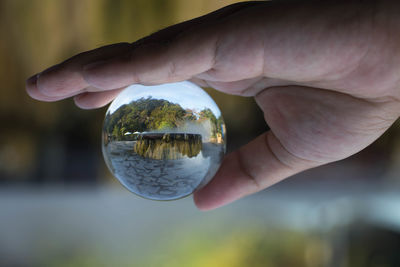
[102,81,226,200]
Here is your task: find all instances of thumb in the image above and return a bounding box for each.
[193,131,318,211]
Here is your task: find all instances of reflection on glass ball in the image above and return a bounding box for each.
[102,81,226,200]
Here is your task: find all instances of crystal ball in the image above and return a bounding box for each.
[102,81,226,200]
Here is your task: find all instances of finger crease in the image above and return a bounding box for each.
[264,133,293,170]
[236,149,261,190]
[265,133,321,169]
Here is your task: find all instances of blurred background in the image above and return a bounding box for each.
[1,0,400,266]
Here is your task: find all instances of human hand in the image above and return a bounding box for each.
[26,0,400,210]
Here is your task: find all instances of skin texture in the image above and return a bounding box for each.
[26,0,400,210]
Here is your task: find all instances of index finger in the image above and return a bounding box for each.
[28,43,131,98]
[28,2,261,100]
[193,131,317,211]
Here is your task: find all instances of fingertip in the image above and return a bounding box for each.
[26,74,38,97]
[26,74,62,102]
[73,88,123,109]
[35,64,61,96]
[36,64,89,98]
[73,93,105,110]
[26,74,38,86]
[193,191,220,211]
[73,93,92,109]
[36,66,61,97]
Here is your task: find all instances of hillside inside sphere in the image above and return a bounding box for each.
[102,81,226,200]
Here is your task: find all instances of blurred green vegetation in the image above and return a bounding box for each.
[24,218,400,267]
[105,98,187,138]
[38,226,323,267]
[152,228,313,267]
[104,97,222,139]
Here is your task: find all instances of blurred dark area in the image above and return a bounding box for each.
[1,0,400,266]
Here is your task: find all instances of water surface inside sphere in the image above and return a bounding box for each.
[102,81,226,200]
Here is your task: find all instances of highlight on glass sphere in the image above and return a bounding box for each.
[102,81,226,200]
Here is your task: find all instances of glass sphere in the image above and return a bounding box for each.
[102,81,226,200]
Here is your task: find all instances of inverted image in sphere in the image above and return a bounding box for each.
[102,81,226,200]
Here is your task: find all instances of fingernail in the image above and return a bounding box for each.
[83,60,107,72]
[26,74,38,86]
